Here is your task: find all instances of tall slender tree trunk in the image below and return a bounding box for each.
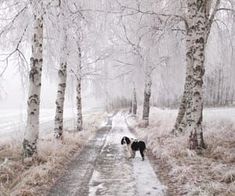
[173,0,220,138]
[231,1,235,99]
[23,0,43,157]
[76,45,82,131]
[172,64,193,134]
[132,87,137,115]
[129,100,133,114]
[54,2,68,139]
[172,5,194,134]
[187,0,207,150]
[142,66,152,127]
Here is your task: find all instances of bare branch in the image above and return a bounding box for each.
[0,5,28,38]
[0,24,29,77]
[216,8,235,13]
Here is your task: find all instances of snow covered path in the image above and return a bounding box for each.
[48,112,166,196]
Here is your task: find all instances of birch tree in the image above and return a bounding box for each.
[23,0,43,157]
[129,100,133,113]
[172,0,222,135]
[132,86,137,115]
[142,64,152,127]
[54,0,68,139]
[118,17,153,126]
[185,0,207,149]
[76,43,82,131]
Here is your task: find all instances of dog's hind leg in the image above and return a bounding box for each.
[139,141,146,161]
[140,150,145,161]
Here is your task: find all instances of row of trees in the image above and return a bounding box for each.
[0,0,92,157]
[205,67,235,106]
[113,0,235,149]
[22,0,84,157]
[0,0,234,156]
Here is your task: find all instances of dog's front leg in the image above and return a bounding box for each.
[128,150,135,159]
[127,146,133,159]
[131,150,136,158]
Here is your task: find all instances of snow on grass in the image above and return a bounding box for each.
[0,111,106,196]
[0,108,105,142]
[127,107,235,196]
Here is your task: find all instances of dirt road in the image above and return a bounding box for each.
[49,112,166,196]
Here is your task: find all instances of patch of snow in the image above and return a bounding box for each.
[133,158,167,196]
[89,170,105,196]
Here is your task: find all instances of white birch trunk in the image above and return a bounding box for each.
[172,66,193,134]
[187,0,207,149]
[142,66,152,127]
[54,2,68,139]
[132,87,137,115]
[129,100,133,114]
[23,0,43,157]
[231,1,235,93]
[173,0,220,136]
[76,45,82,131]
[172,0,195,134]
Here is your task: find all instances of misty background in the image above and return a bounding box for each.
[0,0,234,112]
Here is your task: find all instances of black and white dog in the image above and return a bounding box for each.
[121,136,146,161]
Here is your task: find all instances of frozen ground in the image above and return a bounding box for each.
[49,112,166,196]
[0,107,103,142]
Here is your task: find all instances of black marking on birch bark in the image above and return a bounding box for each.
[29,67,39,82]
[23,139,37,157]
[33,34,37,42]
[59,83,66,88]
[58,70,65,76]
[28,94,39,105]
[55,117,60,121]
[196,37,204,44]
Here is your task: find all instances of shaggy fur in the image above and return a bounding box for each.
[121,136,146,161]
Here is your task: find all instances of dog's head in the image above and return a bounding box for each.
[121,136,131,145]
